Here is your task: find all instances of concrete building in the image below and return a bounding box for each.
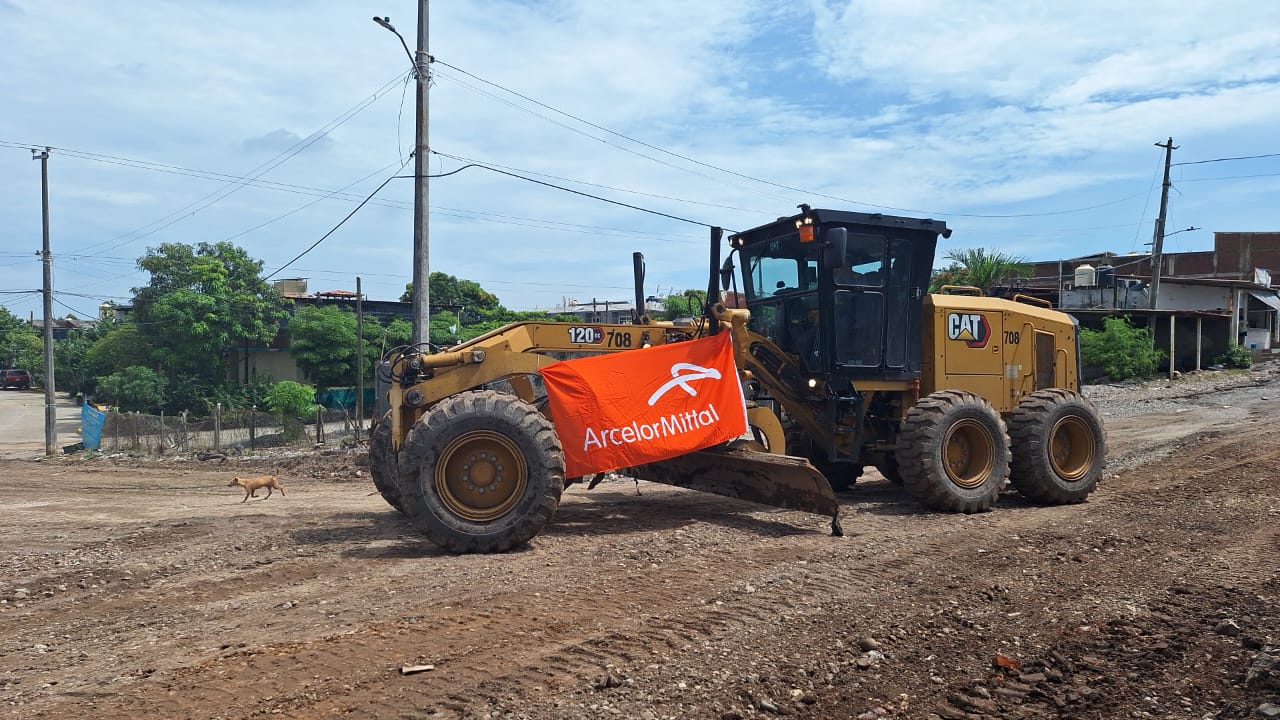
[1020,231,1280,372]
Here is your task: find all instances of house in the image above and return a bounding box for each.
[230,279,412,386]
[28,315,98,340]
[1021,231,1280,371]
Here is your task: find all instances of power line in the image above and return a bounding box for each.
[1172,152,1280,167]
[1175,171,1280,183]
[434,151,770,215]
[425,154,718,228]
[5,71,411,258]
[0,141,416,212]
[265,160,411,280]
[432,56,1158,220]
[432,66,798,207]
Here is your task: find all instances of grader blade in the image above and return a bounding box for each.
[625,443,844,536]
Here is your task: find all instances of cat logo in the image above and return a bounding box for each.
[947,312,991,349]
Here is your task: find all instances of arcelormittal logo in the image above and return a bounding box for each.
[647,363,722,406]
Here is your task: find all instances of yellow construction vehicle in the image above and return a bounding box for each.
[369,207,1105,552]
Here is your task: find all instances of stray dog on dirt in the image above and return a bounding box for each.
[228,475,286,503]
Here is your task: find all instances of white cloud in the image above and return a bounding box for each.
[0,0,1277,318]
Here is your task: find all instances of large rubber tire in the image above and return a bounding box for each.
[398,390,564,553]
[368,411,404,514]
[1008,389,1106,504]
[896,391,1010,513]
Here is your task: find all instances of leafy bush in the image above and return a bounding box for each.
[240,371,275,409]
[97,366,167,413]
[1215,343,1254,369]
[265,381,317,442]
[1079,316,1165,381]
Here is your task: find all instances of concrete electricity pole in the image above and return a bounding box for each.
[1148,137,1177,310]
[32,147,56,455]
[375,1,430,346]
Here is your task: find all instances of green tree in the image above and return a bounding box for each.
[429,310,461,346]
[400,272,502,312]
[289,305,360,389]
[265,380,317,442]
[0,307,36,368]
[86,323,151,381]
[97,366,167,413]
[379,317,414,353]
[1079,316,1165,381]
[54,324,108,396]
[132,242,288,381]
[930,249,1031,293]
[662,289,707,320]
[10,332,44,384]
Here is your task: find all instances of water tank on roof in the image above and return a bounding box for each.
[1096,264,1115,288]
[274,278,308,295]
[1074,263,1096,288]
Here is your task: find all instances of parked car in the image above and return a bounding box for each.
[2,368,31,390]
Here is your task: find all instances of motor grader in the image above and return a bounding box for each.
[369,207,1105,553]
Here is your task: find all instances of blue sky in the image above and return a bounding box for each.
[2,0,1279,320]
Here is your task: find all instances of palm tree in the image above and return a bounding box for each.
[935,248,1032,294]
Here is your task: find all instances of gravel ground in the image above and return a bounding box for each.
[1,367,1277,720]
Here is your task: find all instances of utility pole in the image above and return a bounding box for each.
[1148,137,1177,310]
[32,147,56,456]
[374,4,430,346]
[355,276,364,442]
[411,0,431,346]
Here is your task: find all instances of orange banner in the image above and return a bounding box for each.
[540,332,748,478]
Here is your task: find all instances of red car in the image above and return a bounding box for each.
[2,369,31,390]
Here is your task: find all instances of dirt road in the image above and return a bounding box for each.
[1,372,1277,720]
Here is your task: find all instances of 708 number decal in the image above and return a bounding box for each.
[567,326,634,348]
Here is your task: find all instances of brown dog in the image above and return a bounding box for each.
[228,475,286,503]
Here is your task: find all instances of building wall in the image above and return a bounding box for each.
[1154,283,1231,312]
[1216,232,1280,279]
[1032,233,1280,288]
[231,348,305,385]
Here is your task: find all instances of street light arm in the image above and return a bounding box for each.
[372,15,417,74]
[1162,225,1200,239]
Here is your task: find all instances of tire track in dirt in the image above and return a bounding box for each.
[5,382,1279,720]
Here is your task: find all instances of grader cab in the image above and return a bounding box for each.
[368,207,1106,553]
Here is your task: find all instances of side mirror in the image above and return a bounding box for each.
[719,256,734,291]
[822,227,847,270]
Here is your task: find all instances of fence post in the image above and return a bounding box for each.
[249,406,257,451]
[316,406,324,445]
[214,402,222,450]
[159,410,165,456]
[181,410,190,452]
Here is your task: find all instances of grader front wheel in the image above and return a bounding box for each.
[1009,389,1106,504]
[896,391,1010,513]
[398,390,565,553]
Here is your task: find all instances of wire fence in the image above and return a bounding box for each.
[94,406,365,455]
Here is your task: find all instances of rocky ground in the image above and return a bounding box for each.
[0,366,1277,720]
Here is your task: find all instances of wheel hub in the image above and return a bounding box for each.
[1048,416,1093,480]
[436,431,527,521]
[943,419,995,489]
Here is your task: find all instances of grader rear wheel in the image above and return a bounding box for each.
[1009,389,1106,504]
[399,390,565,553]
[368,411,403,513]
[896,390,1010,513]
